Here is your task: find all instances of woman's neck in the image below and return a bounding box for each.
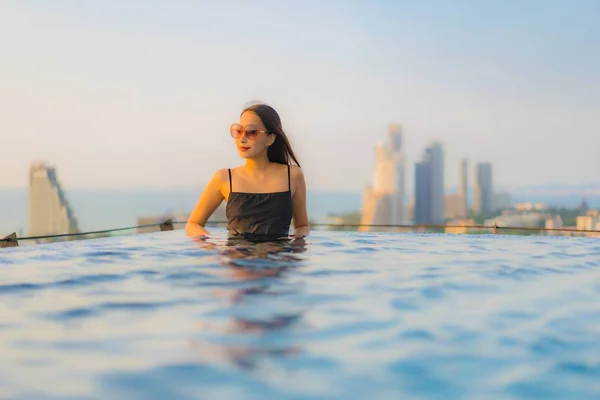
[243,156,271,175]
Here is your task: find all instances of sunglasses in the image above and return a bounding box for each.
[230,123,269,140]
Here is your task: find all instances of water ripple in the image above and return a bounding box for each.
[1,230,600,399]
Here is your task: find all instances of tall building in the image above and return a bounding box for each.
[459,158,468,216]
[474,162,493,214]
[360,124,406,230]
[414,160,431,224]
[428,142,445,224]
[444,193,465,219]
[413,142,445,225]
[28,161,79,237]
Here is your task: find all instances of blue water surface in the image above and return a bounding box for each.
[1,229,600,399]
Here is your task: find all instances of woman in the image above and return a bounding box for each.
[186,102,310,239]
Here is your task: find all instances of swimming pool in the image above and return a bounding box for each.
[1,229,600,399]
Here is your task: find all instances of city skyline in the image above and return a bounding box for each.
[1,155,598,236]
[1,1,599,192]
[362,125,492,226]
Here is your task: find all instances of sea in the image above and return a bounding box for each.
[1,187,599,235]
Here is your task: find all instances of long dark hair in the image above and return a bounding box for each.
[242,102,301,167]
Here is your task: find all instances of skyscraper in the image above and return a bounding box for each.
[360,124,406,230]
[459,158,468,216]
[428,142,445,224]
[414,160,432,224]
[28,161,79,238]
[474,162,493,214]
[388,124,405,225]
[413,142,445,225]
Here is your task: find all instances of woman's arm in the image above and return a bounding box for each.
[185,170,226,238]
[291,166,310,238]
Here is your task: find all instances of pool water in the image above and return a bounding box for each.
[1,229,600,399]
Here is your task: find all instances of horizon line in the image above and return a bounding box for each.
[1,184,600,193]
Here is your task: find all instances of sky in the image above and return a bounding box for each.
[1,0,599,192]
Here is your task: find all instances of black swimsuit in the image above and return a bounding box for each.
[226,165,293,239]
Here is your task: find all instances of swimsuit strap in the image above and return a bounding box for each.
[228,168,232,192]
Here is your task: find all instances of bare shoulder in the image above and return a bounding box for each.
[206,168,230,192]
[289,165,305,181]
[213,168,230,182]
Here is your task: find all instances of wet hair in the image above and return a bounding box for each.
[241,102,301,167]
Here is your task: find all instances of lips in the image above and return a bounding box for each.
[239,147,250,152]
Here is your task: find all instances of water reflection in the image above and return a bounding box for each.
[189,235,308,370]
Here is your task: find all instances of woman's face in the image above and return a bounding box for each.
[230,111,275,159]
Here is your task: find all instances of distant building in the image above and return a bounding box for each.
[360,125,406,231]
[493,192,512,211]
[137,203,227,234]
[28,161,79,238]
[514,202,550,212]
[428,143,445,224]
[474,162,493,214]
[545,215,563,229]
[413,142,445,224]
[359,186,377,231]
[445,218,476,234]
[514,203,532,212]
[414,160,432,224]
[545,215,563,236]
[576,215,598,231]
[405,203,414,224]
[459,158,468,217]
[444,193,465,220]
[137,211,188,234]
[485,212,543,228]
